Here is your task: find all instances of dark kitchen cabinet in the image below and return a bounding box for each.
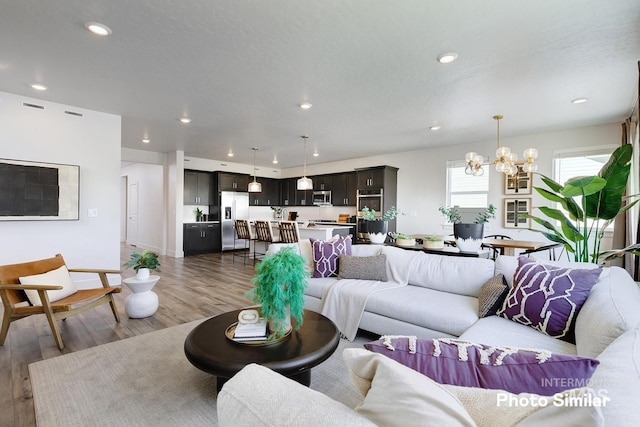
[184,170,212,205]
[249,177,280,206]
[218,172,250,192]
[357,167,390,189]
[332,172,357,206]
[313,174,333,191]
[184,222,221,255]
[280,178,297,206]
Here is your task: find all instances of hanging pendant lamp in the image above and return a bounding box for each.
[248,147,262,192]
[297,135,313,190]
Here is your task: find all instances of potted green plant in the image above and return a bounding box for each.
[245,247,308,338]
[422,235,445,249]
[439,204,496,252]
[391,232,416,247]
[123,250,160,280]
[361,206,401,244]
[526,144,638,263]
[195,207,203,221]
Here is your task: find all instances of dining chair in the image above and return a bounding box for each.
[233,219,254,265]
[253,220,280,261]
[483,234,512,260]
[521,243,563,261]
[278,221,300,244]
[0,254,121,350]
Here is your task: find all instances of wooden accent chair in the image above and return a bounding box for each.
[278,221,300,243]
[0,254,121,350]
[253,220,280,261]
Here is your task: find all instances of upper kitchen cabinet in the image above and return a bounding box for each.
[356,166,398,190]
[312,174,333,191]
[218,172,250,192]
[280,178,297,207]
[332,171,357,206]
[184,170,212,205]
[249,177,280,206]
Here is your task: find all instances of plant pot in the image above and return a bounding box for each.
[366,221,388,244]
[136,268,150,280]
[423,240,444,249]
[454,223,484,252]
[267,306,291,336]
[396,238,416,247]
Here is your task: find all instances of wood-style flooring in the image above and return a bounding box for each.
[0,244,257,427]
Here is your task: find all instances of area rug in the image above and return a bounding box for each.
[29,319,366,427]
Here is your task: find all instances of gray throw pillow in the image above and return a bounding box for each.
[338,254,388,282]
[478,273,508,317]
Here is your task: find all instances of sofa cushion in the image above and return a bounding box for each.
[304,277,338,299]
[266,239,314,274]
[495,255,599,287]
[217,363,375,427]
[460,315,577,355]
[363,336,599,396]
[310,235,352,278]
[588,328,640,426]
[575,266,640,358]
[342,348,476,426]
[364,285,479,336]
[442,384,604,427]
[338,254,388,281]
[497,257,602,342]
[408,252,495,297]
[19,265,77,306]
[478,273,509,317]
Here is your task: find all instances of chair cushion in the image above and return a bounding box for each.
[338,254,388,281]
[497,257,602,342]
[363,336,599,396]
[310,236,352,278]
[478,274,509,317]
[19,265,77,306]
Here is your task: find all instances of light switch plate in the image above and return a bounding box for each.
[87,208,98,217]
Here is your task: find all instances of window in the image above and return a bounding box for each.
[446,160,489,208]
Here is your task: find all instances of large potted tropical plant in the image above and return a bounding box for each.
[439,205,496,252]
[361,206,401,244]
[526,144,637,263]
[245,247,308,338]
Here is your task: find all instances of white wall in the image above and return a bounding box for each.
[0,91,121,275]
[121,163,164,253]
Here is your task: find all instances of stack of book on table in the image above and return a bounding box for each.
[233,319,268,341]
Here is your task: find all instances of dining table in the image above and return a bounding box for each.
[480,238,558,256]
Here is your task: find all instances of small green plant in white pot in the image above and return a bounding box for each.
[392,233,416,247]
[422,235,444,249]
[123,250,160,280]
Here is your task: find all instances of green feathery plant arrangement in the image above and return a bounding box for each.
[246,247,309,338]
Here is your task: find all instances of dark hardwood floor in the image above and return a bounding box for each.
[0,244,257,427]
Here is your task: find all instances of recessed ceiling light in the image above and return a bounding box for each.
[30,83,48,91]
[313,151,319,157]
[179,117,192,124]
[227,151,234,157]
[571,98,589,104]
[142,138,150,144]
[85,22,112,36]
[437,52,458,64]
[429,125,442,131]
[272,158,278,164]
[300,103,312,110]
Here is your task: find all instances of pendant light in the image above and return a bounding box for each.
[465,115,538,176]
[296,135,313,190]
[248,147,262,193]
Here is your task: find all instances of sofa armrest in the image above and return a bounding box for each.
[217,364,374,427]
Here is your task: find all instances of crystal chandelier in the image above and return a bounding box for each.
[296,135,313,190]
[248,147,262,192]
[465,115,538,176]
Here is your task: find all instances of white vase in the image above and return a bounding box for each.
[455,237,483,253]
[368,232,387,244]
[267,306,291,335]
[136,268,150,280]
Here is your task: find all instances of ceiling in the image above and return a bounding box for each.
[1,0,638,169]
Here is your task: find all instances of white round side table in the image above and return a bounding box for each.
[122,275,160,318]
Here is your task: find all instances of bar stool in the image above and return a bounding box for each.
[278,221,300,243]
[233,219,253,265]
[253,220,280,261]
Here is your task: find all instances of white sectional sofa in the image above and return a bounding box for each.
[226,240,640,426]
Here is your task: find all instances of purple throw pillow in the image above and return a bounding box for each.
[364,337,599,396]
[497,257,602,342]
[310,235,352,278]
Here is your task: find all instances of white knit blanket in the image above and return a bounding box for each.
[320,246,422,341]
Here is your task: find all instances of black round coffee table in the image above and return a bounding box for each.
[184,309,340,391]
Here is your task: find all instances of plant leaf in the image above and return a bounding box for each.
[561,176,607,198]
[584,145,634,220]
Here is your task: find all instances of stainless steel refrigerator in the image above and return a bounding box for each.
[221,191,250,251]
